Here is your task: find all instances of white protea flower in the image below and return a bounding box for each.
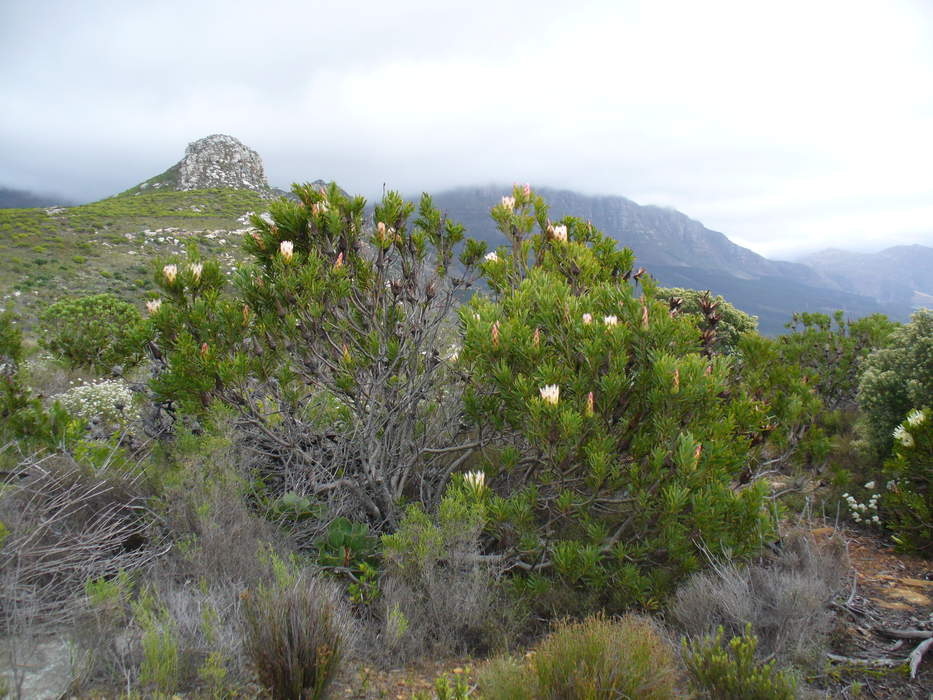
[864,481,876,490]
[501,196,516,211]
[539,384,560,406]
[162,264,177,284]
[603,315,618,327]
[906,409,926,427]
[188,262,203,282]
[582,313,593,325]
[145,299,162,315]
[279,240,294,262]
[463,470,486,494]
[551,224,568,242]
[893,424,914,448]
[484,251,500,263]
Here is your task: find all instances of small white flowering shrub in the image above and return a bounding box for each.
[840,486,882,528]
[880,408,932,555]
[57,379,141,430]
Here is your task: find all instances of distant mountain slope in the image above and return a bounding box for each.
[0,186,74,209]
[429,186,833,287]
[426,185,910,334]
[799,245,933,308]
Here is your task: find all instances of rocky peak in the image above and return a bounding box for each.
[129,134,271,194]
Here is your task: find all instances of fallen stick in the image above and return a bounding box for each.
[827,653,902,668]
[908,637,933,680]
[876,628,933,640]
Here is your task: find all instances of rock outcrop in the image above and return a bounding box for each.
[128,134,271,194]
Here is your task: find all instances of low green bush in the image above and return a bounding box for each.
[38,293,149,370]
[479,614,683,700]
[683,624,797,699]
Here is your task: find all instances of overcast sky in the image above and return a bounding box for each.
[2,0,932,259]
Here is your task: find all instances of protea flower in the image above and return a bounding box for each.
[906,409,926,427]
[491,321,500,348]
[463,470,486,495]
[582,313,593,325]
[893,424,915,448]
[189,263,203,282]
[162,264,177,284]
[673,368,680,393]
[539,384,559,405]
[279,240,294,262]
[501,196,516,211]
[603,315,618,327]
[523,183,531,197]
[547,224,567,243]
[485,251,500,263]
[334,252,344,269]
[585,391,594,416]
[145,299,162,315]
[532,328,541,347]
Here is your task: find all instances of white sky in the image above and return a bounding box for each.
[2,0,931,259]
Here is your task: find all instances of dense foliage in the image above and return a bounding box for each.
[39,293,149,370]
[460,186,771,611]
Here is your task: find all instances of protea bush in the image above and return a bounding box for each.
[459,185,772,611]
[147,183,486,531]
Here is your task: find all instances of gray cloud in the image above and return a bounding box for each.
[2,0,932,258]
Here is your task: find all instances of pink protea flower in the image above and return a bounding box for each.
[335,252,344,269]
[145,299,162,315]
[551,224,568,242]
[523,183,531,197]
[582,313,593,325]
[532,328,541,347]
[491,321,500,348]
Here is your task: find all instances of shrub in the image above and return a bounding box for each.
[149,184,486,530]
[781,311,897,412]
[241,576,347,700]
[656,287,758,355]
[56,378,140,433]
[858,309,933,454]
[669,528,848,667]
[461,186,771,611]
[38,293,149,370]
[479,614,683,700]
[683,624,797,700]
[881,408,932,555]
[379,477,515,661]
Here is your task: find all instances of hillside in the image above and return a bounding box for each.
[799,244,933,308]
[0,188,263,322]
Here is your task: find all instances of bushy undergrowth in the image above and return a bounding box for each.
[242,576,349,700]
[669,529,848,668]
[480,614,683,700]
[683,624,798,700]
[56,377,141,432]
[379,478,518,661]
